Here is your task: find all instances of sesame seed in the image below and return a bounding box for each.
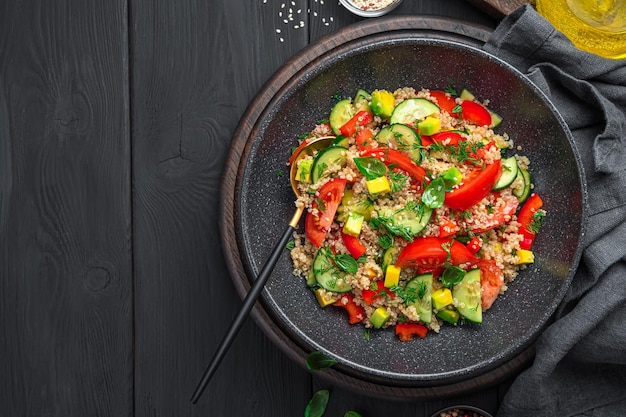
[276,28,281,33]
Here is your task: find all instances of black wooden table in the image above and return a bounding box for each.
[0,1,524,416]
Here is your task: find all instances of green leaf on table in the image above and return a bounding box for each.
[306,351,337,371]
[344,412,363,417]
[304,389,330,417]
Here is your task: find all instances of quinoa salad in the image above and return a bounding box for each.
[288,86,546,341]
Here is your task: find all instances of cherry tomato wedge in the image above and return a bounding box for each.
[445,160,502,211]
[289,138,311,166]
[428,90,457,115]
[361,148,429,185]
[477,259,504,310]
[339,110,372,137]
[460,100,492,126]
[427,131,463,146]
[466,236,482,253]
[438,217,460,238]
[333,293,365,324]
[341,231,367,259]
[305,179,346,248]
[395,237,478,273]
[395,322,428,342]
[517,193,544,250]
[355,127,375,150]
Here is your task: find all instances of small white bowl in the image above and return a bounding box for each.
[338,0,404,17]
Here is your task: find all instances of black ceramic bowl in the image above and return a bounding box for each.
[222,19,586,395]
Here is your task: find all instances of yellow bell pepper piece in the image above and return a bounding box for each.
[515,249,535,265]
[366,176,391,195]
[432,288,453,309]
[384,265,401,288]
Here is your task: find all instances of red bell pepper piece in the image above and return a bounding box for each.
[361,281,395,305]
[361,148,429,186]
[333,293,365,324]
[438,216,460,238]
[466,236,482,253]
[341,232,367,259]
[395,322,428,341]
[355,127,375,151]
[339,110,372,137]
[517,193,544,250]
[428,90,457,115]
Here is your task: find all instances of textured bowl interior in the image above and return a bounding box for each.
[236,38,584,385]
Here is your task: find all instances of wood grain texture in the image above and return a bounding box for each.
[130,1,311,416]
[0,0,132,416]
[465,0,532,19]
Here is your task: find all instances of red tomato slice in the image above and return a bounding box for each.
[466,236,482,253]
[470,192,519,233]
[461,100,492,126]
[428,131,463,146]
[305,179,346,248]
[341,231,367,259]
[477,259,504,310]
[445,160,502,211]
[339,110,372,137]
[395,237,478,272]
[517,193,544,250]
[361,148,429,186]
[428,90,457,115]
[355,128,375,150]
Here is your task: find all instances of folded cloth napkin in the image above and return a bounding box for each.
[484,5,626,417]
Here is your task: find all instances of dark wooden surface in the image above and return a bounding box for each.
[0,1,529,416]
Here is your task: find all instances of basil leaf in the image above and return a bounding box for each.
[422,176,446,209]
[306,351,337,371]
[334,254,358,274]
[441,266,466,287]
[305,390,330,417]
[353,157,387,180]
[344,412,363,417]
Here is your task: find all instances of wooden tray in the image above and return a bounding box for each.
[220,16,538,400]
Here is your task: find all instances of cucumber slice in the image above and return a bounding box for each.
[336,189,374,223]
[489,111,503,128]
[381,247,398,274]
[375,123,423,163]
[452,268,482,323]
[378,205,433,237]
[329,99,355,135]
[313,247,352,293]
[310,145,347,183]
[459,88,475,101]
[390,98,440,125]
[331,135,349,148]
[493,156,518,190]
[406,273,433,324]
[513,167,532,203]
[354,89,371,113]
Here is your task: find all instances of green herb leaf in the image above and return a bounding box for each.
[452,104,462,114]
[363,328,371,341]
[286,240,295,250]
[344,412,363,417]
[441,266,466,287]
[353,157,387,180]
[378,233,394,250]
[529,210,546,234]
[421,176,446,209]
[306,351,337,371]
[332,92,342,101]
[305,390,330,417]
[333,254,358,274]
[276,170,284,178]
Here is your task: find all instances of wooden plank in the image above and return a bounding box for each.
[464,0,532,19]
[0,1,132,416]
[130,1,312,416]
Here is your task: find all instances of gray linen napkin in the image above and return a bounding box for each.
[483,5,626,417]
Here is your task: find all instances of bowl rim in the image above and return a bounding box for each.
[218,15,585,399]
[338,0,404,17]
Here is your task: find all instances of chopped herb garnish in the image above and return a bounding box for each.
[331,92,342,101]
[452,104,462,114]
[363,328,371,341]
[317,118,329,124]
[286,240,295,250]
[529,210,546,234]
[276,170,284,178]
